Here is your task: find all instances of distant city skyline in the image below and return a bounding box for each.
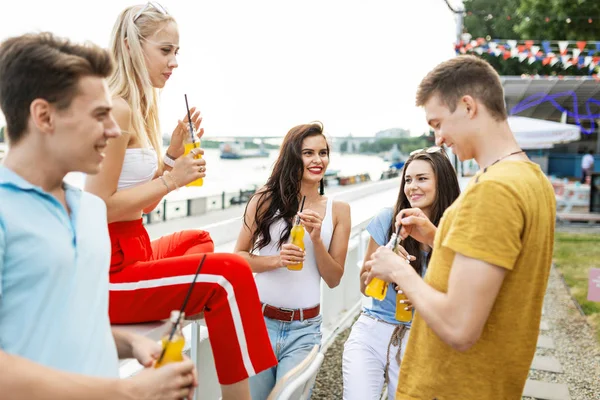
[0,0,457,138]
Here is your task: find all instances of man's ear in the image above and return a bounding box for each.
[29,98,54,134]
[461,95,477,119]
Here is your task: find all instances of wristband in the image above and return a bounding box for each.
[163,152,176,168]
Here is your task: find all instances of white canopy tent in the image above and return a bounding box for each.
[508,115,581,149]
[455,116,581,177]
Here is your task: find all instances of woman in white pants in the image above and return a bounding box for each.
[342,148,460,400]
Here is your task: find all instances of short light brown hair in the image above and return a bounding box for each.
[416,55,507,121]
[0,32,114,144]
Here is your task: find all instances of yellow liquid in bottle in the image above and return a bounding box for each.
[287,225,305,271]
[183,141,203,187]
[154,335,185,368]
[365,278,387,301]
[395,292,413,322]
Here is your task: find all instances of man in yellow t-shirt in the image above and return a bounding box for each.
[365,55,556,399]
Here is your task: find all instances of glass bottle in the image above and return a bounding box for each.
[364,232,399,300]
[154,310,186,368]
[287,215,305,271]
[183,134,203,187]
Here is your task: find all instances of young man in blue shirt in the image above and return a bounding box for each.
[0,32,197,399]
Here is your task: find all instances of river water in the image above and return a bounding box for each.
[65,148,391,201]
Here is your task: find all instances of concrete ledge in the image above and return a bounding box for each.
[531,355,563,373]
[537,335,556,349]
[540,320,550,331]
[523,379,571,400]
[556,212,600,223]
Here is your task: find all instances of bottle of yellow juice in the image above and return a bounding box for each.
[364,277,387,300]
[395,291,413,322]
[183,135,203,187]
[288,216,305,271]
[365,231,400,301]
[154,310,186,368]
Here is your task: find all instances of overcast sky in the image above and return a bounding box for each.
[1,0,458,138]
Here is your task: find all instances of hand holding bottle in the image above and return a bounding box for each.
[392,243,416,264]
[394,288,413,310]
[130,334,163,368]
[395,208,437,247]
[365,228,406,300]
[167,107,203,159]
[168,148,206,188]
[279,243,305,268]
[297,209,322,241]
[285,196,307,271]
[127,360,197,400]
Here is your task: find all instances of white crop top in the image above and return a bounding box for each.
[254,197,334,309]
[117,148,158,191]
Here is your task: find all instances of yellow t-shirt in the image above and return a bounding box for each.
[397,161,556,400]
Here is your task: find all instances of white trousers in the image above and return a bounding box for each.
[342,314,410,400]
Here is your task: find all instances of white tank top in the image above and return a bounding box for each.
[117,148,158,191]
[255,197,334,309]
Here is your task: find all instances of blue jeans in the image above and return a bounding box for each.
[249,314,323,400]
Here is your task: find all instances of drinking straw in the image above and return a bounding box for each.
[394,224,401,246]
[156,254,207,365]
[295,196,306,225]
[184,94,196,144]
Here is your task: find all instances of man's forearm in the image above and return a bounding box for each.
[0,351,131,400]
[394,267,462,348]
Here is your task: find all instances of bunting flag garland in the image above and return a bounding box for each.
[455,39,600,72]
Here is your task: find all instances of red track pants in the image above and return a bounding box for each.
[108,219,276,384]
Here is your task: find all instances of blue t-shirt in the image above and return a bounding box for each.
[363,207,428,326]
[0,166,119,377]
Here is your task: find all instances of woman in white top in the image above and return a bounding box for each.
[84,4,276,399]
[235,122,351,400]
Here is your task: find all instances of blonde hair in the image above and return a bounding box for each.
[108,4,176,163]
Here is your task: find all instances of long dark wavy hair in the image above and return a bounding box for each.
[388,150,461,275]
[244,122,329,251]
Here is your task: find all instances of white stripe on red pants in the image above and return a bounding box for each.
[108,219,277,384]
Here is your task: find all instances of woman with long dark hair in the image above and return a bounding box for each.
[342,147,460,400]
[235,122,351,399]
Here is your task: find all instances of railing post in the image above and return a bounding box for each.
[343,236,362,313]
[191,321,221,400]
[222,191,226,210]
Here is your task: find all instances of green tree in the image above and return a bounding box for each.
[463,0,520,40]
[0,126,4,143]
[340,141,348,153]
[516,0,600,41]
[463,0,600,40]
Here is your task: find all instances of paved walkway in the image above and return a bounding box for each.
[522,265,600,400]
